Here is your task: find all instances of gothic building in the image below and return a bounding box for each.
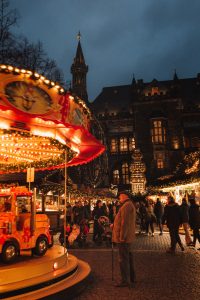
[70,36,200,191]
[91,73,200,190]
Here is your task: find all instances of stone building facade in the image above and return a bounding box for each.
[70,36,200,190]
[91,74,200,190]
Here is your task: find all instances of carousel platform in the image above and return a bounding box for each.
[0,245,91,300]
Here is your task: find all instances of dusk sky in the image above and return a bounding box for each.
[11,0,200,101]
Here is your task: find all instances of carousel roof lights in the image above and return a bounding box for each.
[33,72,40,78]
[0,64,105,171]
[7,66,13,71]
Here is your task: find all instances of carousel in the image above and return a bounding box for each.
[0,64,105,299]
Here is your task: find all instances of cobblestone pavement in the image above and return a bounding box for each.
[65,231,200,300]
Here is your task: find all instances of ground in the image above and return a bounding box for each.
[63,230,200,300]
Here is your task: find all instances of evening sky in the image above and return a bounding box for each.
[11,0,200,101]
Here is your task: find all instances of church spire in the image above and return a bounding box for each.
[71,32,88,102]
[173,69,179,81]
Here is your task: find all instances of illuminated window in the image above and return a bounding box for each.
[113,169,120,184]
[110,138,118,153]
[151,87,159,96]
[155,152,165,169]
[172,137,179,149]
[122,163,129,184]
[129,137,135,151]
[191,137,200,148]
[151,120,166,144]
[120,137,128,152]
[157,159,164,169]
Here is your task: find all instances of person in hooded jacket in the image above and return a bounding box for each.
[162,196,184,253]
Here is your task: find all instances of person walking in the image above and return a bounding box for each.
[92,200,105,243]
[180,197,193,246]
[154,198,164,235]
[188,197,200,250]
[144,202,156,236]
[162,196,184,254]
[112,191,136,288]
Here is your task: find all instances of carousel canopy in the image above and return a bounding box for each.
[0,64,105,174]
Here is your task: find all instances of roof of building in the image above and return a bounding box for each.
[91,75,200,115]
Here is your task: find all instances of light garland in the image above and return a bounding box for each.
[0,64,65,95]
[0,64,92,120]
[0,129,74,173]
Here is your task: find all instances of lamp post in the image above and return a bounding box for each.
[63,149,68,254]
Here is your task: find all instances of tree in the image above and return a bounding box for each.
[0,0,19,63]
[0,0,64,85]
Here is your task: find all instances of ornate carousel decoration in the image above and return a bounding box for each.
[0,64,105,174]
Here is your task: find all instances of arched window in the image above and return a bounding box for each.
[122,163,129,184]
[113,169,120,184]
[151,119,166,144]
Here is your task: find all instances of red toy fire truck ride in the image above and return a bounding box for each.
[0,186,52,263]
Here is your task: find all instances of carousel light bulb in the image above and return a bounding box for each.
[34,73,40,78]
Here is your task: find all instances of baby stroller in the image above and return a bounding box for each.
[76,219,90,248]
[98,216,112,246]
[59,223,80,247]
[59,219,89,248]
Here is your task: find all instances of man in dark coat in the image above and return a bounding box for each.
[162,196,184,253]
[188,198,200,249]
[92,200,106,242]
[154,198,164,235]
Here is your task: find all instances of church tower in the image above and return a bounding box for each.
[71,32,88,102]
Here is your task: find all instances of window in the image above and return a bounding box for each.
[157,158,164,169]
[151,119,166,144]
[172,136,179,149]
[113,169,120,184]
[122,163,129,184]
[155,152,165,169]
[120,137,128,152]
[110,138,118,153]
[129,137,135,151]
[191,137,200,148]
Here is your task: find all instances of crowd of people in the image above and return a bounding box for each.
[62,192,200,288]
[62,194,200,251]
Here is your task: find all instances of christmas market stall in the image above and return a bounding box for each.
[148,151,200,204]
